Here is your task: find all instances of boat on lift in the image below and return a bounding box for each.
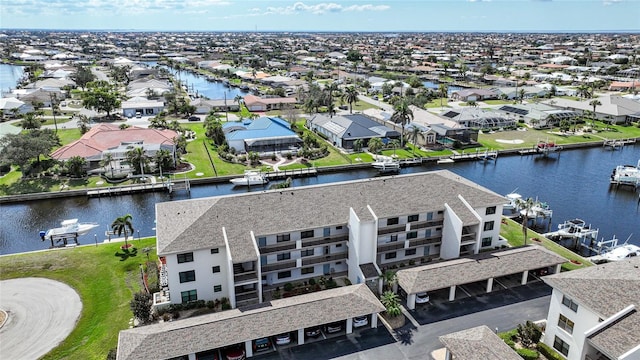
[372,158,400,173]
[503,193,522,211]
[230,170,268,187]
[42,218,100,238]
[610,159,640,188]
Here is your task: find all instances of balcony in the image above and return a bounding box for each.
[301,252,348,266]
[408,236,442,247]
[410,219,444,230]
[301,234,349,248]
[159,263,168,288]
[261,260,296,273]
[378,224,407,235]
[377,241,405,252]
[234,271,258,283]
[259,241,297,254]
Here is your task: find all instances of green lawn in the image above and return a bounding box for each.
[500,217,591,271]
[0,237,157,360]
[424,98,450,108]
[482,99,513,105]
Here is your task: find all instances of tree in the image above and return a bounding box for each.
[109,65,132,85]
[390,99,413,148]
[438,83,448,108]
[515,197,535,245]
[342,86,359,114]
[0,129,58,174]
[126,147,149,176]
[65,156,86,178]
[234,94,243,106]
[380,270,397,292]
[589,99,602,125]
[381,291,401,317]
[111,214,134,249]
[71,65,95,90]
[20,112,41,130]
[368,137,383,154]
[155,148,174,174]
[389,139,400,157]
[518,88,526,104]
[100,153,115,178]
[76,115,91,134]
[410,126,421,156]
[82,82,122,118]
[205,115,225,146]
[346,49,363,62]
[516,321,542,349]
[130,291,152,324]
[325,82,339,118]
[353,138,364,152]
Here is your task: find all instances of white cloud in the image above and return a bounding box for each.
[263,2,390,16]
[603,0,622,5]
[1,0,231,16]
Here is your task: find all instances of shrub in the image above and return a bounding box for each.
[538,342,565,360]
[130,292,152,324]
[206,300,215,309]
[517,321,542,348]
[516,348,539,360]
[285,152,292,160]
[308,278,316,286]
[326,279,338,289]
[284,282,294,292]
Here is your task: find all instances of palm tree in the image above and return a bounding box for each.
[126,147,148,176]
[342,86,359,114]
[515,197,535,245]
[518,88,526,104]
[438,83,448,108]
[100,153,115,178]
[325,82,339,118]
[111,214,134,249]
[380,270,397,293]
[368,137,383,154]
[234,94,243,106]
[390,99,413,148]
[589,99,602,126]
[381,291,401,317]
[389,139,400,158]
[353,138,364,152]
[410,126,421,156]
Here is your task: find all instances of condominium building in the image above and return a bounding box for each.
[542,257,640,360]
[153,170,508,310]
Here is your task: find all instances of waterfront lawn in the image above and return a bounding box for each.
[424,98,450,108]
[500,217,591,271]
[0,237,157,360]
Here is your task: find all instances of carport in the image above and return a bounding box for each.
[116,284,385,360]
[396,245,567,310]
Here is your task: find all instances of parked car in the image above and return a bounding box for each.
[253,337,271,352]
[305,326,322,338]
[135,112,142,118]
[274,333,291,345]
[325,321,343,334]
[188,116,200,121]
[415,292,430,304]
[353,316,368,328]
[223,346,245,360]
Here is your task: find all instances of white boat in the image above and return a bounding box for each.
[592,243,640,263]
[556,218,593,237]
[372,158,400,173]
[230,171,268,186]
[437,158,455,164]
[42,219,100,238]
[519,199,553,218]
[610,159,640,187]
[503,193,522,210]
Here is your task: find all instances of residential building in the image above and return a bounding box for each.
[307,113,400,150]
[121,97,165,118]
[440,108,516,129]
[439,325,523,360]
[191,98,240,114]
[544,95,640,124]
[450,88,500,102]
[243,94,297,112]
[497,103,579,129]
[542,257,640,360]
[223,116,302,154]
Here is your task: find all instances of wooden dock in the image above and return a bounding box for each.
[87,183,168,197]
[264,167,318,180]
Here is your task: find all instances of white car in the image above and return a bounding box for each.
[415,292,430,304]
[274,333,291,345]
[353,316,368,328]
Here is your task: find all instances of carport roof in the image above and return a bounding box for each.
[396,245,567,295]
[117,284,384,360]
[439,325,522,360]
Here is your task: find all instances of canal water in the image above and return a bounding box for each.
[1,145,638,255]
[0,63,25,96]
[152,63,248,100]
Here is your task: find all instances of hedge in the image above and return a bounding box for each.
[516,348,539,360]
[538,342,565,360]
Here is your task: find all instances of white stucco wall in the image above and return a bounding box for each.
[441,204,462,259]
[166,247,231,305]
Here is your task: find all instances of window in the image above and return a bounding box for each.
[277,234,290,242]
[179,270,196,283]
[277,271,291,279]
[385,252,397,260]
[408,214,419,222]
[405,249,417,256]
[482,237,492,247]
[483,221,495,231]
[301,249,314,257]
[323,227,330,237]
[427,212,433,221]
[336,226,343,230]
[558,314,574,334]
[301,230,314,239]
[425,229,432,237]
[181,289,197,303]
[277,252,291,261]
[423,246,430,255]
[214,285,222,293]
[486,206,497,215]
[437,211,444,215]
[212,266,221,273]
[336,243,342,248]
[258,237,266,247]
[562,296,579,312]
[177,252,194,263]
[390,234,398,242]
[406,231,418,239]
[301,267,314,274]
[387,217,399,226]
[210,248,219,254]
[553,336,570,356]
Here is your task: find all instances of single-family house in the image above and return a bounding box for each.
[223,117,302,154]
[440,108,516,129]
[121,97,165,118]
[243,94,298,112]
[450,88,500,102]
[544,95,640,124]
[307,114,400,150]
[497,103,579,129]
[191,98,240,114]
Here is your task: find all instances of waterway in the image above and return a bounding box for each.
[1,145,638,255]
[149,62,248,100]
[0,63,25,96]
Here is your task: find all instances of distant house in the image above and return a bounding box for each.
[50,124,177,170]
[0,97,33,116]
[223,117,302,154]
[307,114,400,150]
[121,97,165,118]
[439,108,515,129]
[450,88,499,102]
[497,103,578,129]
[542,257,640,360]
[544,95,640,124]
[191,98,240,114]
[243,94,297,112]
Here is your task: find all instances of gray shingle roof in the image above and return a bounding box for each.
[156,171,508,263]
[117,284,384,360]
[397,245,567,294]
[544,257,640,358]
[439,325,522,360]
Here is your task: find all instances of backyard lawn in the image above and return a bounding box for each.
[0,237,157,360]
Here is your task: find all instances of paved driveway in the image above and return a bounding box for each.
[0,278,82,359]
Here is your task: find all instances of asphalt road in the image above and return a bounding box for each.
[0,278,82,360]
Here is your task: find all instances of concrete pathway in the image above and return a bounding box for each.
[0,278,82,359]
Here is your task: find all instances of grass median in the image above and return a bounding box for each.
[0,237,157,359]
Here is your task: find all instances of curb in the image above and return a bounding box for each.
[0,309,8,329]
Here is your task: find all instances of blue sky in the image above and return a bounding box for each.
[1,0,638,32]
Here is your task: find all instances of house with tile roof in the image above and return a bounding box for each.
[542,257,640,360]
[223,116,302,154]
